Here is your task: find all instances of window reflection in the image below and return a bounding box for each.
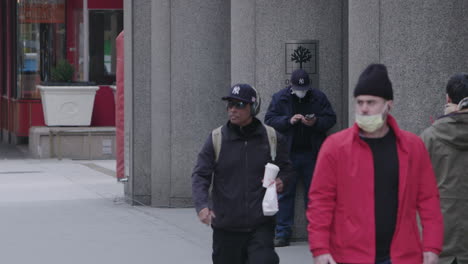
[15,2,124,97]
[16,0,66,99]
[89,10,123,85]
[1,0,7,96]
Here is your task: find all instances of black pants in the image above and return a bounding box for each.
[212,223,279,264]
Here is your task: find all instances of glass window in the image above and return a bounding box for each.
[1,0,6,96]
[16,0,66,99]
[1,0,13,97]
[73,7,84,81]
[88,10,123,85]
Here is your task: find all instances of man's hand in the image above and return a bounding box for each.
[275,178,284,193]
[314,254,336,264]
[301,116,317,126]
[198,208,215,226]
[290,114,304,125]
[423,251,439,264]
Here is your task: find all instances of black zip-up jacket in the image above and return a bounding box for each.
[191,118,293,231]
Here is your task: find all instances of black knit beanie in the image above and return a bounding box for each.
[354,64,393,100]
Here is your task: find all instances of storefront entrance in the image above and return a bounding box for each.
[0,0,123,144]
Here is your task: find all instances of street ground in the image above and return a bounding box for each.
[0,143,311,264]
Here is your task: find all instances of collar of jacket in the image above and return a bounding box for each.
[439,108,468,119]
[351,114,409,154]
[224,118,264,141]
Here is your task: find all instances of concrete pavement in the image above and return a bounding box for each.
[0,156,312,264]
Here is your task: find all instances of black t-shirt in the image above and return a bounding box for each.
[362,129,399,262]
[291,92,314,151]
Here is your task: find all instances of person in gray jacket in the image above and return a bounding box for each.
[192,83,293,264]
[421,73,468,264]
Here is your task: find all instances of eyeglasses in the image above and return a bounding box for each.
[227,101,248,109]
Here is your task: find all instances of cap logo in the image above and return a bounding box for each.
[232,86,240,95]
[299,78,305,85]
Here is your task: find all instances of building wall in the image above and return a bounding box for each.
[165,0,231,206]
[125,0,344,240]
[124,0,230,206]
[149,0,171,207]
[124,0,152,205]
[255,0,345,129]
[124,0,468,239]
[348,0,468,133]
[231,0,345,240]
[231,0,346,127]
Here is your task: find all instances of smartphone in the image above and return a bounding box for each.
[305,114,315,120]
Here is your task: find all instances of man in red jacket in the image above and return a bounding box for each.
[307,64,443,264]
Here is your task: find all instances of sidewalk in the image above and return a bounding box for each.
[0,158,311,264]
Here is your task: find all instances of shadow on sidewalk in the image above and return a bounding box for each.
[0,143,29,159]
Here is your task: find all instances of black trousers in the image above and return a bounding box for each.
[212,223,279,264]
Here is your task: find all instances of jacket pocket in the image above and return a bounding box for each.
[334,216,358,247]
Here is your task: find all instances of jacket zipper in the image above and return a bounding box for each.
[244,140,249,227]
[298,98,304,139]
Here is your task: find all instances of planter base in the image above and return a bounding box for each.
[29,126,116,160]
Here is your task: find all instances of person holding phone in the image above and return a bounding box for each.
[265,69,337,247]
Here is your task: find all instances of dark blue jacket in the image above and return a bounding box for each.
[265,86,336,157]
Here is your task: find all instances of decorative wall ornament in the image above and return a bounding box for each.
[285,40,319,89]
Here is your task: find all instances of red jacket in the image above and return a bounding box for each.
[307,115,443,264]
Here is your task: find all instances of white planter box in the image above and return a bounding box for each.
[38,85,99,126]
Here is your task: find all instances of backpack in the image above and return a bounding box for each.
[211,125,277,162]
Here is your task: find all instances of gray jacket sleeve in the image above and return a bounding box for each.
[191,134,215,214]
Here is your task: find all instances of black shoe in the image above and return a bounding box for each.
[274,237,290,247]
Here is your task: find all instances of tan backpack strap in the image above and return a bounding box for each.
[264,125,277,161]
[212,126,223,162]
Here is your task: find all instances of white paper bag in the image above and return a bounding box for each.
[263,163,280,188]
[262,182,278,216]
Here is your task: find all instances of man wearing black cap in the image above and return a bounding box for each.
[192,83,293,264]
[306,64,443,264]
[265,69,336,247]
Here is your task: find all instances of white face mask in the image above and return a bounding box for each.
[355,104,388,133]
[291,89,307,98]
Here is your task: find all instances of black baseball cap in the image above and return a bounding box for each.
[290,69,311,91]
[222,83,258,104]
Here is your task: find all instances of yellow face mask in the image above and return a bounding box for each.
[355,104,388,133]
[356,113,384,133]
